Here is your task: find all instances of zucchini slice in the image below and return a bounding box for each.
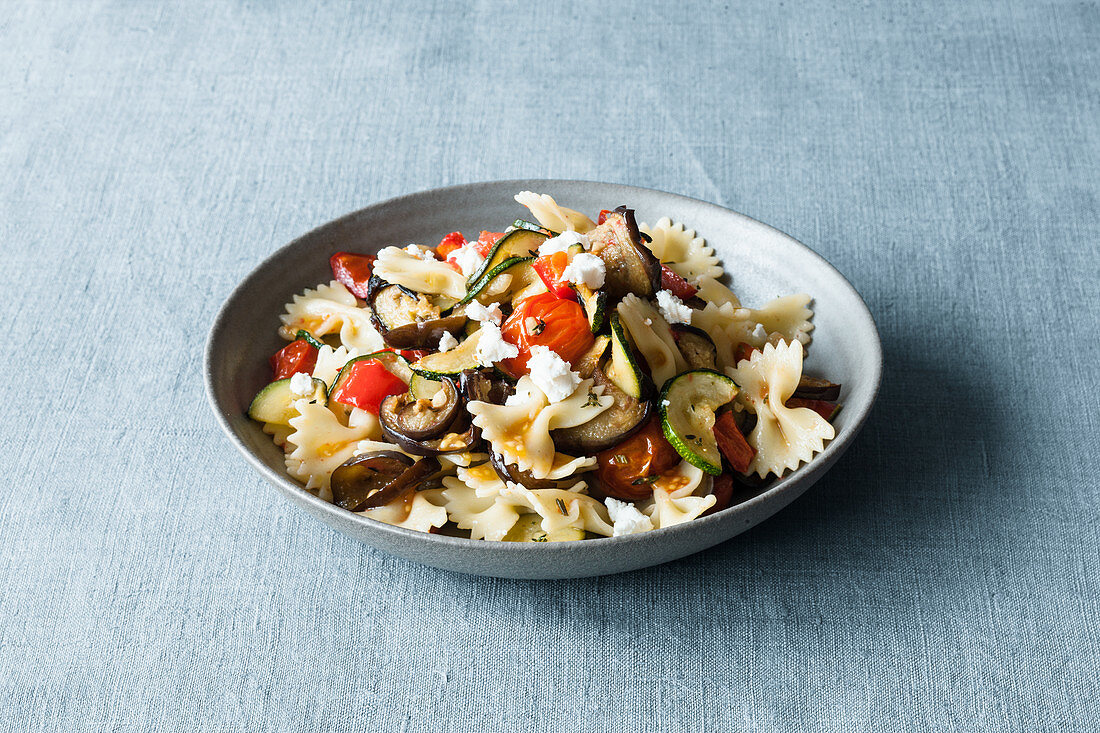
[511,219,556,236]
[248,377,327,425]
[459,256,533,305]
[604,314,644,399]
[573,282,607,333]
[330,351,414,395]
[410,329,483,378]
[408,372,442,400]
[467,229,548,289]
[294,329,326,349]
[503,513,585,543]
[658,370,740,476]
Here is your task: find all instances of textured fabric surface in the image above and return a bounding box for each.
[2,1,1098,730]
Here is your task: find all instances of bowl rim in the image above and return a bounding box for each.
[204,178,883,553]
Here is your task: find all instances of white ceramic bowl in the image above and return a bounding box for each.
[205,180,882,578]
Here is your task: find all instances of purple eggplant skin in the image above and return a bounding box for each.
[378,378,463,442]
[793,376,842,402]
[550,364,651,455]
[378,314,467,350]
[487,451,574,491]
[330,451,418,511]
[368,277,466,350]
[588,207,662,301]
[380,418,481,457]
[670,323,718,371]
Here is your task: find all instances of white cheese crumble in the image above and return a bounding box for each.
[437,331,459,353]
[474,322,518,367]
[656,290,692,325]
[526,345,581,403]
[449,243,486,278]
[751,322,768,341]
[289,372,314,397]
[537,230,589,256]
[404,244,436,260]
[604,497,654,536]
[560,252,606,289]
[465,300,503,325]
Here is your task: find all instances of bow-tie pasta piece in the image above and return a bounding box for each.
[280,280,384,353]
[639,217,724,285]
[514,191,596,233]
[728,340,835,478]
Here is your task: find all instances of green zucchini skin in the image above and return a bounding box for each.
[248,377,327,425]
[459,256,533,305]
[604,313,644,399]
[658,369,740,476]
[294,329,326,349]
[410,330,482,378]
[466,229,548,289]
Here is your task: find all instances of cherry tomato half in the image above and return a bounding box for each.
[270,340,319,381]
[499,292,593,377]
[595,418,682,501]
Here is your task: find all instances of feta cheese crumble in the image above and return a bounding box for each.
[750,322,768,341]
[474,322,518,367]
[289,372,314,397]
[464,300,503,325]
[437,331,459,353]
[560,253,606,289]
[449,243,486,279]
[404,244,436,260]
[537,230,589,257]
[604,497,654,536]
[656,289,692,325]
[526,345,581,403]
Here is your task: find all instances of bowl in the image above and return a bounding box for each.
[205,180,882,578]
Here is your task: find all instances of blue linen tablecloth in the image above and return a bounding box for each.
[2,1,1098,730]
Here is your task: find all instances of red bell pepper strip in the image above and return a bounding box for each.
[531,251,578,300]
[712,410,756,474]
[597,209,611,225]
[785,397,840,422]
[436,231,467,259]
[329,252,376,299]
[330,359,408,415]
[270,340,319,381]
[660,265,697,300]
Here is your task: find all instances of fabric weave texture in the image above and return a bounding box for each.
[1,1,1097,730]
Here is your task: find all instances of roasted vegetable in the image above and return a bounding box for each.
[586,206,661,300]
[670,324,718,371]
[331,451,440,512]
[793,376,842,402]
[488,451,574,491]
[368,276,466,350]
[379,377,463,442]
[551,362,651,455]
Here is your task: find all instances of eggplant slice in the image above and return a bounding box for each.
[587,206,661,301]
[551,361,651,455]
[793,376,842,401]
[488,451,575,491]
[379,377,463,442]
[670,324,718,370]
[331,451,441,512]
[368,276,466,349]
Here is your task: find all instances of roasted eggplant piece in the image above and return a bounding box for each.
[793,376,842,401]
[331,451,440,512]
[488,451,574,491]
[379,377,463,442]
[459,368,513,406]
[368,276,466,349]
[551,361,651,455]
[381,417,481,457]
[571,336,610,380]
[586,206,661,301]
[670,324,718,370]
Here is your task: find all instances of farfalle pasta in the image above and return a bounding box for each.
[246,194,843,542]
